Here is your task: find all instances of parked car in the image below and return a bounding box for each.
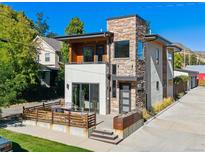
[0,137,12,152]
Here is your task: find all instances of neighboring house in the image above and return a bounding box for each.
[185,65,205,86]
[173,69,198,97]
[144,35,181,110]
[34,36,62,87]
[174,69,198,90]
[56,15,180,115]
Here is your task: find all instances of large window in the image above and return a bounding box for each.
[114,40,129,58]
[45,53,50,62]
[83,47,94,62]
[138,40,143,60]
[72,83,99,113]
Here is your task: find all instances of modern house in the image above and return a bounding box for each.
[144,35,181,110]
[56,15,180,115]
[34,36,62,87]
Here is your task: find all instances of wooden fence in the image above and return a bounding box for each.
[23,104,96,129]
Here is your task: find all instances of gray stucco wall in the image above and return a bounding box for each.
[145,42,163,109]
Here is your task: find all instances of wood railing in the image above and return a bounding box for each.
[23,106,96,129]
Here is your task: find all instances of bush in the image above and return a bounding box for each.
[142,108,151,120]
[152,97,173,114]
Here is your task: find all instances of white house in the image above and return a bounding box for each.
[34,36,62,87]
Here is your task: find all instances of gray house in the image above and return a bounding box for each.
[144,34,181,110]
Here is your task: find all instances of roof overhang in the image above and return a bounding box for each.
[145,34,172,45]
[175,68,199,75]
[145,34,182,52]
[55,32,113,41]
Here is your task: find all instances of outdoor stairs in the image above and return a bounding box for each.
[89,129,123,144]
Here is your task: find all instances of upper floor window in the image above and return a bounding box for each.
[114,40,129,58]
[96,45,104,62]
[138,40,143,60]
[45,53,50,62]
[155,48,160,64]
[168,52,172,61]
[83,47,94,62]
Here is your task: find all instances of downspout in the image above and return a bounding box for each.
[107,35,112,114]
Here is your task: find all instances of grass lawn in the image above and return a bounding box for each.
[0,129,92,152]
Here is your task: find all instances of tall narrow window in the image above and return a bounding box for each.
[156,81,159,90]
[168,52,172,61]
[138,40,143,60]
[112,80,116,98]
[45,53,50,62]
[155,48,160,64]
[96,45,104,62]
[114,40,129,58]
[112,64,116,75]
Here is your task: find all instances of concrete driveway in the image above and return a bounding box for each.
[110,86,205,152]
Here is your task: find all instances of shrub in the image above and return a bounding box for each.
[142,108,151,120]
[152,97,173,114]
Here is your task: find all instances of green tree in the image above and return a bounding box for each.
[34,12,49,36]
[190,53,198,65]
[0,4,38,106]
[174,53,183,69]
[61,17,84,63]
[46,32,58,38]
[65,17,84,35]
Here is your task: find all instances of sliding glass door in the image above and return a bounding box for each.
[72,83,99,113]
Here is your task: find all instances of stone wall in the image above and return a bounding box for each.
[107,15,147,114]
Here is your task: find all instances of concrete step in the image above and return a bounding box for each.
[93,129,113,135]
[89,136,123,145]
[90,132,118,140]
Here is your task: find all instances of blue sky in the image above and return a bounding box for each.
[2,2,205,51]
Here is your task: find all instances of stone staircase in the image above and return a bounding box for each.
[89,129,123,144]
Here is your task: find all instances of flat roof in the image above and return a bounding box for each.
[107,14,146,22]
[55,32,113,41]
[185,65,205,74]
[175,68,199,74]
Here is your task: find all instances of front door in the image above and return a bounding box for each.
[119,83,131,113]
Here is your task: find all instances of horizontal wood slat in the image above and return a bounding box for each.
[23,106,96,129]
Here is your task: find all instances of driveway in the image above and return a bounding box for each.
[110,86,205,152]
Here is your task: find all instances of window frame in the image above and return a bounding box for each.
[114,40,130,58]
[83,46,94,62]
[137,40,143,60]
[155,48,160,64]
[112,80,116,98]
[45,53,50,62]
[112,64,116,75]
[156,81,159,90]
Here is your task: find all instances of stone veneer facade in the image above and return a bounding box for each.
[107,15,147,114]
